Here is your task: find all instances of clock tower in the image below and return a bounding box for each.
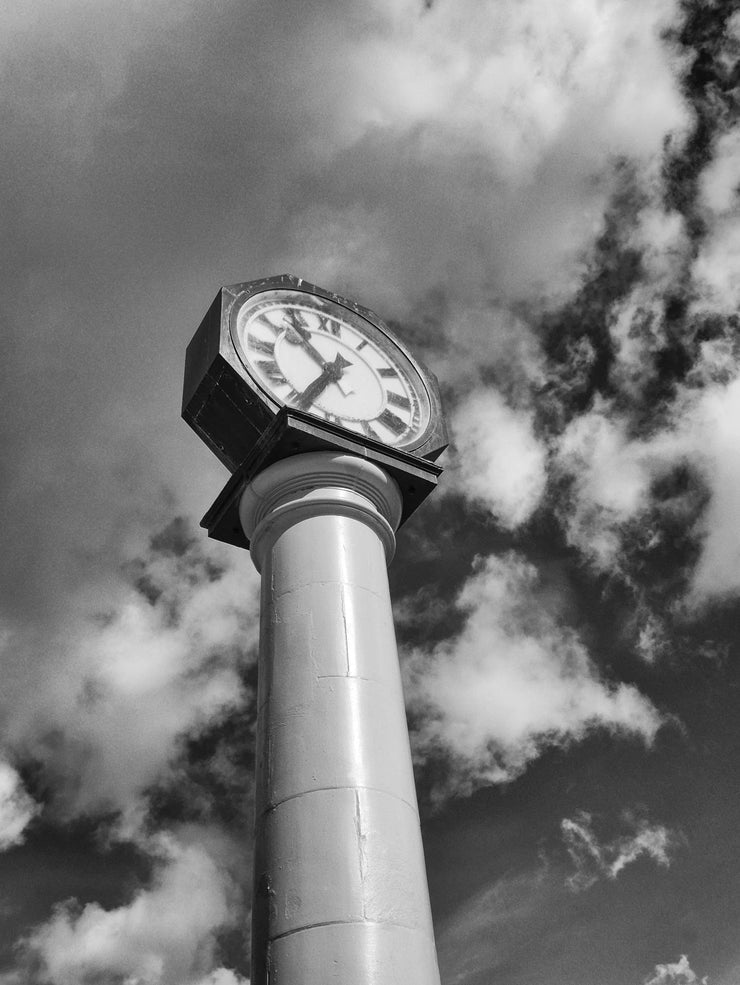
[183,275,446,985]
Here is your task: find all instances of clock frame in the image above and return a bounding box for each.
[182,274,448,472]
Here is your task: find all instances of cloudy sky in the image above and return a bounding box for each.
[1,0,739,983]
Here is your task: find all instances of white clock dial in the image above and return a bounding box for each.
[231,289,431,450]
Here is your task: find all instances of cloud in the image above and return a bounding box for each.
[274,0,689,310]
[0,760,40,850]
[1,519,259,830]
[449,389,548,528]
[692,118,740,312]
[17,832,246,985]
[635,610,671,665]
[698,126,740,216]
[555,403,670,572]
[528,27,740,611]
[644,955,707,985]
[553,369,740,608]
[194,973,250,985]
[692,213,740,314]
[436,866,555,985]
[405,552,661,799]
[607,214,690,402]
[439,302,546,396]
[684,377,740,604]
[561,810,679,891]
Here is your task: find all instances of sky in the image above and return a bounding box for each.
[0,0,739,983]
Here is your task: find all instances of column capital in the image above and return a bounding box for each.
[239,452,403,572]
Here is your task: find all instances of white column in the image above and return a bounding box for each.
[240,451,441,985]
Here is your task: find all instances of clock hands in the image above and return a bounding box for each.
[295,353,353,410]
[283,311,326,364]
[283,310,354,396]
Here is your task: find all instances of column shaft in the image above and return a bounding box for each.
[242,454,440,985]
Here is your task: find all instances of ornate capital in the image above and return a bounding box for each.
[239,452,403,572]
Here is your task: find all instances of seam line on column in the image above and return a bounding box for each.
[272,582,389,603]
[254,676,396,713]
[269,918,437,944]
[314,674,377,682]
[354,790,367,918]
[340,588,351,676]
[258,784,420,815]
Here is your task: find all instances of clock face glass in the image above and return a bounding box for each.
[231,289,432,449]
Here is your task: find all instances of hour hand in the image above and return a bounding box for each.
[295,353,352,410]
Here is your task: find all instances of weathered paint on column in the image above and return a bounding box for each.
[240,452,441,985]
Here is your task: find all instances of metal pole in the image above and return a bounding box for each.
[240,451,441,985]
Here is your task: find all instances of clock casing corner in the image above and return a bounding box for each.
[182,277,291,471]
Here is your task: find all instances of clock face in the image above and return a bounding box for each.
[230,289,432,450]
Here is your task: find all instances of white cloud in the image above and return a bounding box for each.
[644,954,707,985]
[406,553,661,798]
[555,404,678,572]
[684,377,740,604]
[690,113,740,318]
[193,971,250,985]
[21,833,244,985]
[635,611,670,665]
[608,283,681,403]
[561,810,679,891]
[629,204,689,284]
[1,528,259,828]
[276,0,689,309]
[699,126,740,216]
[292,0,688,174]
[692,214,740,314]
[554,374,740,608]
[450,389,548,528]
[0,760,40,850]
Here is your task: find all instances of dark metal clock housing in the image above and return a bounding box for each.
[182,274,448,471]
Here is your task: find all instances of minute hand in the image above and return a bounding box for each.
[289,323,326,367]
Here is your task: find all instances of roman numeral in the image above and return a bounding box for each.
[284,387,300,402]
[356,340,368,351]
[378,367,397,379]
[318,315,341,337]
[284,308,307,330]
[386,391,411,411]
[250,337,275,356]
[361,421,382,441]
[256,359,285,383]
[256,313,279,333]
[376,409,406,435]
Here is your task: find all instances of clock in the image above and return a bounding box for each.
[182,274,447,472]
[230,288,431,451]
